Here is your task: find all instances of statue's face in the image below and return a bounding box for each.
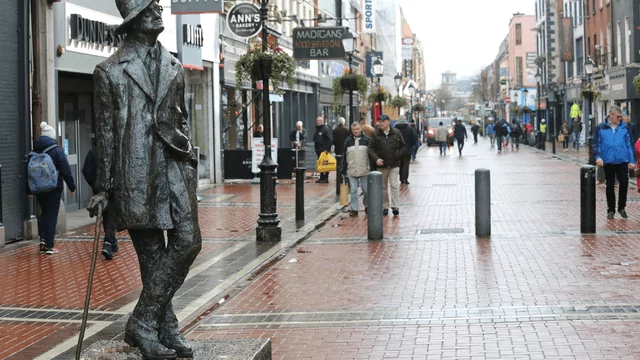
[132,1,164,36]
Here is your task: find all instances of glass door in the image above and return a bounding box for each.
[60,97,79,212]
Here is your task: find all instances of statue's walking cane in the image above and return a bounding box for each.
[75,204,103,360]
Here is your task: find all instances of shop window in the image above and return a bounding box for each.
[185,68,212,180]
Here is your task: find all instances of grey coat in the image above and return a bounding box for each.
[93,39,198,230]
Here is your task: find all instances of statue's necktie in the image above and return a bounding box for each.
[145,46,159,88]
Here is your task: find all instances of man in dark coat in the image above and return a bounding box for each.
[368,114,405,216]
[453,119,468,156]
[87,1,201,358]
[82,148,118,260]
[313,116,333,183]
[471,122,480,143]
[394,119,418,185]
[332,117,350,179]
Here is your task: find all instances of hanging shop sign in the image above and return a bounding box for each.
[226,3,262,39]
[293,27,348,60]
[362,0,375,33]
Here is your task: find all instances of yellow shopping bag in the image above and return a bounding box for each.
[316,152,337,172]
[340,181,349,206]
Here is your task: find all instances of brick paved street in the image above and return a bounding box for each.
[189,137,640,359]
[0,176,339,359]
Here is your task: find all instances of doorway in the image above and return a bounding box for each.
[58,93,93,212]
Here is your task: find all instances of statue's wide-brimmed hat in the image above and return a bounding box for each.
[115,0,157,34]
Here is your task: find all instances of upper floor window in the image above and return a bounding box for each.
[516,24,522,45]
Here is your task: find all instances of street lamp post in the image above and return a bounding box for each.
[256,0,280,242]
[535,68,542,148]
[408,82,415,123]
[441,99,445,117]
[342,31,357,124]
[523,88,529,123]
[394,73,402,117]
[584,56,595,165]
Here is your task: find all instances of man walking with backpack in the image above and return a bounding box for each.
[27,122,76,255]
[510,120,523,151]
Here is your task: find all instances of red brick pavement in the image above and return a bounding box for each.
[0,178,337,359]
[190,140,640,359]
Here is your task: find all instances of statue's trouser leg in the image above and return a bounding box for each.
[126,219,201,337]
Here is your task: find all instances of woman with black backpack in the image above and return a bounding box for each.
[511,120,523,151]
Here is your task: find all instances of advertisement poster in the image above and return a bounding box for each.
[252,138,278,173]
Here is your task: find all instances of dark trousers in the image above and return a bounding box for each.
[126,215,202,338]
[102,209,117,245]
[473,133,478,143]
[604,163,629,212]
[457,139,465,155]
[36,190,63,249]
[399,155,411,183]
[496,136,503,151]
[316,152,328,181]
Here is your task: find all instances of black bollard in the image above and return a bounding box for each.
[335,154,343,196]
[581,165,596,234]
[295,167,305,222]
[367,171,383,240]
[475,168,491,237]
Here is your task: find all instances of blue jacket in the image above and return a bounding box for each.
[592,119,636,165]
[26,136,76,195]
[486,124,495,135]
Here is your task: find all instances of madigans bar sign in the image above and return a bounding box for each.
[70,14,124,48]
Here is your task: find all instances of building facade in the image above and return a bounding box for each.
[0,0,30,246]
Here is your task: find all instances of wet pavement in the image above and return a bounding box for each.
[189,138,640,359]
[0,175,339,359]
[5,136,640,359]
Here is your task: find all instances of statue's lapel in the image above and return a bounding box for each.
[124,57,155,101]
[156,47,178,106]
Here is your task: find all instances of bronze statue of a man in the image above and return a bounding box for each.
[88,0,202,359]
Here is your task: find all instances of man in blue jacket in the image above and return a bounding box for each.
[593,105,637,219]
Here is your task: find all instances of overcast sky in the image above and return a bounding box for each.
[397,0,535,89]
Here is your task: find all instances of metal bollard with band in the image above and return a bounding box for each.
[580,165,596,234]
[367,171,383,240]
[475,168,491,237]
[295,167,305,221]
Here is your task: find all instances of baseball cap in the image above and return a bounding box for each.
[378,114,390,121]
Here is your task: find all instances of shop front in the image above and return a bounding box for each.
[610,67,640,126]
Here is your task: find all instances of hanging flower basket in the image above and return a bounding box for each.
[412,104,426,113]
[633,73,640,94]
[390,96,407,109]
[332,69,369,114]
[368,87,391,104]
[579,83,602,101]
[235,46,296,94]
[518,107,532,115]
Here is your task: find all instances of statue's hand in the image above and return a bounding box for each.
[87,192,108,218]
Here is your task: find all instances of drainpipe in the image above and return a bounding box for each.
[30,0,41,144]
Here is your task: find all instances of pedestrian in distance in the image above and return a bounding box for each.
[410,120,419,161]
[571,117,582,151]
[253,124,263,138]
[593,105,636,219]
[342,122,370,217]
[289,121,306,149]
[510,120,523,151]
[560,121,570,151]
[471,122,480,144]
[395,118,419,185]
[486,121,496,148]
[436,121,449,155]
[502,121,511,151]
[539,119,547,150]
[368,114,405,216]
[332,117,350,181]
[82,148,119,260]
[453,119,468,156]
[525,120,534,146]
[360,117,375,138]
[27,122,76,255]
[495,119,507,153]
[314,116,333,183]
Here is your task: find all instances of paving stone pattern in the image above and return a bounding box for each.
[190,140,640,359]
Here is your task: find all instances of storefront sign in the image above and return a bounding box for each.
[171,0,224,14]
[403,59,412,78]
[401,37,413,60]
[365,51,383,79]
[177,15,204,70]
[560,17,574,62]
[362,0,375,33]
[525,53,536,83]
[226,3,262,39]
[252,138,279,173]
[69,14,123,48]
[293,27,348,60]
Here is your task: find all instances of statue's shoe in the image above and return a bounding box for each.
[160,332,194,358]
[124,331,177,360]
